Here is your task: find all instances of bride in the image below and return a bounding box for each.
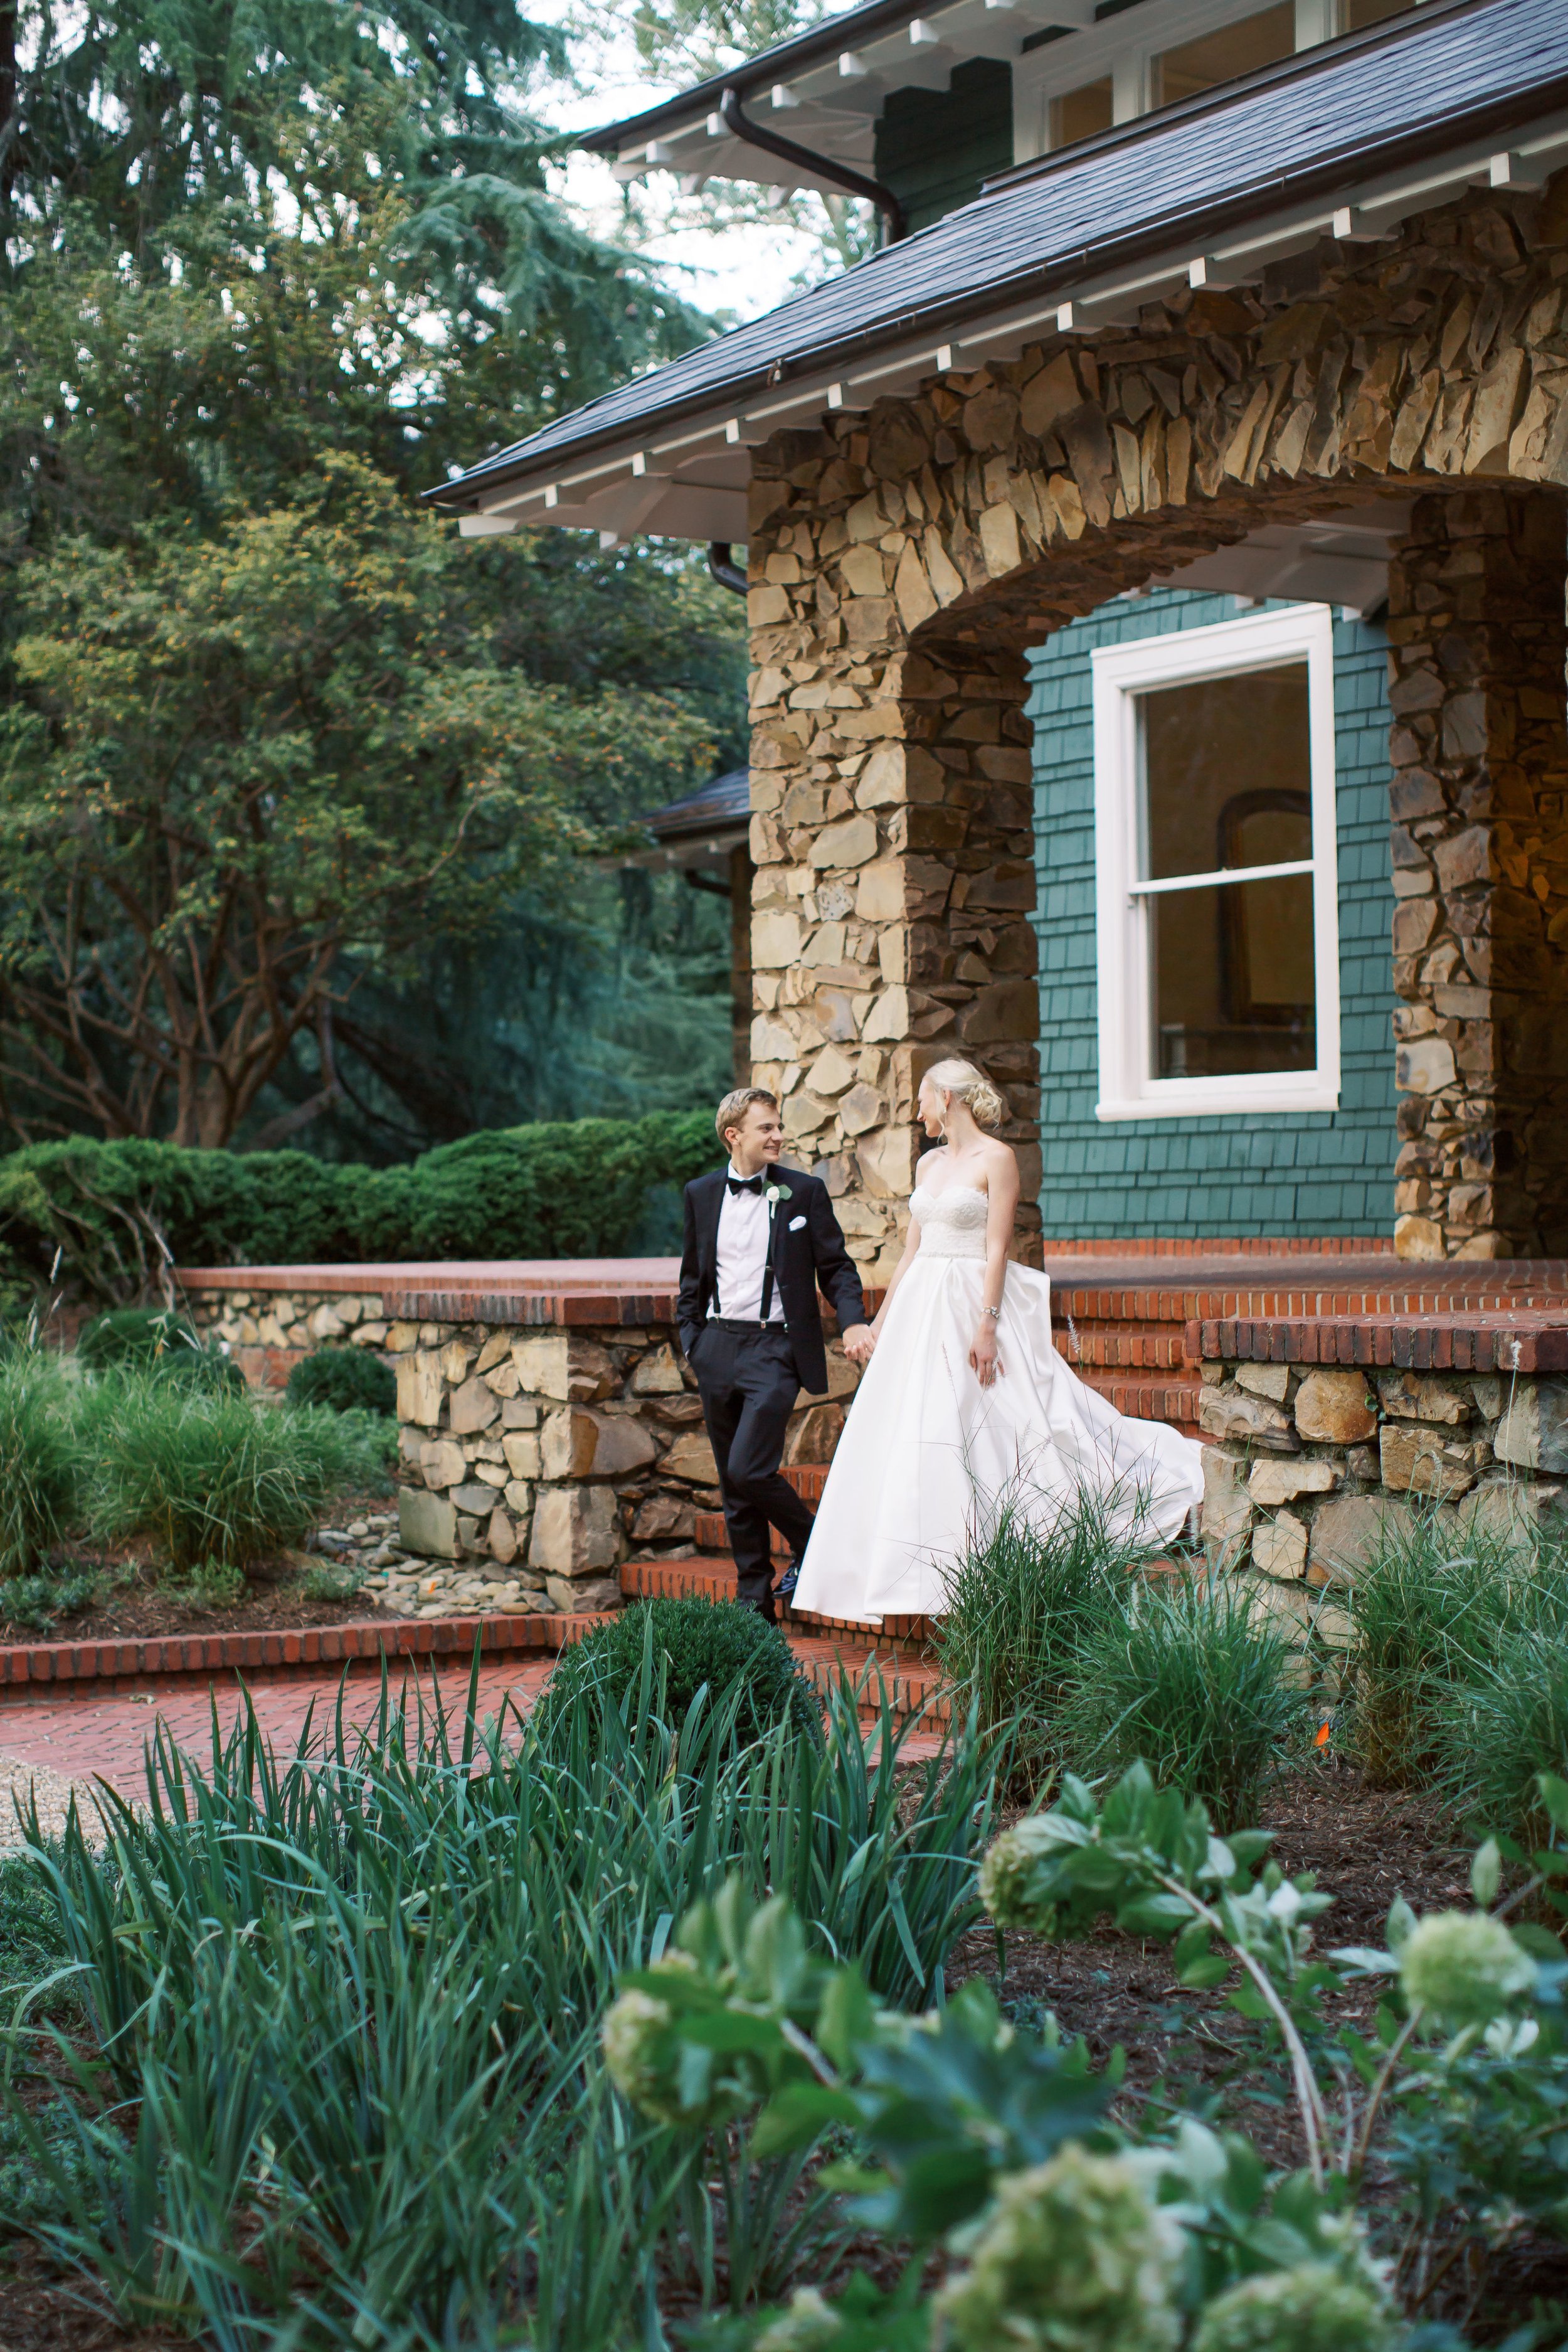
[790,1058,1205,1629]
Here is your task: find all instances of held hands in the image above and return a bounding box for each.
[842,1322,876,1367]
[970,1318,1003,1388]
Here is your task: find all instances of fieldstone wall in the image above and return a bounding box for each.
[746,171,1568,1266]
[187,1287,388,1386]
[1198,1354,1565,1644]
[1388,488,1568,1258]
[390,1315,859,1609]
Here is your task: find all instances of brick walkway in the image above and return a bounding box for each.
[0,1643,942,1838]
[0,1658,556,1833]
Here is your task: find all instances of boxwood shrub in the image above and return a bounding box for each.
[0,1110,715,1304]
[286,1347,397,1417]
[536,1595,819,1749]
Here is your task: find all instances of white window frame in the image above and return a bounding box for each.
[1091,603,1341,1123]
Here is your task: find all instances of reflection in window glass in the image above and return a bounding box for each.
[1343,0,1415,24]
[1140,664,1311,880]
[1138,662,1315,1080]
[1049,77,1113,147]
[1152,3,1295,105]
[1152,878,1318,1077]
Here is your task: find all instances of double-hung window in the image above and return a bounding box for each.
[1091,604,1340,1120]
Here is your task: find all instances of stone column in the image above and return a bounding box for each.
[728,843,753,1085]
[1386,485,1568,1258]
[746,425,1042,1281]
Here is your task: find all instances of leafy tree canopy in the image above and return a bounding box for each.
[0,0,749,1152]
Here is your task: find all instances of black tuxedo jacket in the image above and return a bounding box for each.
[678,1163,866,1397]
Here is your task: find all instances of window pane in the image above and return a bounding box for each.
[1049,77,1113,147]
[1152,875,1318,1079]
[1152,3,1295,105]
[1139,662,1311,881]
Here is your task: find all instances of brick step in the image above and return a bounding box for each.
[792,1638,950,1721]
[621,1556,935,1651]
[1054,1331,1191,1368]
[1073,1368,1203,1432]
[0,1608,612,1695]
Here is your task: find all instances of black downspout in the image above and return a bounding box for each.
[707,543,748,595]
[718,86,906,246]
[706,92,906,599]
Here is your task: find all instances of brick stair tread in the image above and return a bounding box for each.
[0,1608,611,1690]
[622,1556,935,1649]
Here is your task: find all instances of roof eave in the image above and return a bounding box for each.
[424,66,1568,517]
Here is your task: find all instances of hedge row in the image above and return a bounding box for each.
[0,1114,718,1306]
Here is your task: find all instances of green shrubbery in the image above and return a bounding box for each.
[0,1339,390,1614]
[0,1111,716,1305]
[82,1371,381,1575]
[0,1672,998,2341]
[1062,1578,1311,1830]
[935,1494,1307,1821]
[285,1345,398,1417]
[538,1594,819,1748]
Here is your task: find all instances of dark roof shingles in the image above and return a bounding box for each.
[433,0,1564,504]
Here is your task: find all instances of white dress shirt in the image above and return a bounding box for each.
[713,1176,785,1323]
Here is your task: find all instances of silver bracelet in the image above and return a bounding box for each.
[980,1305,1001,1321]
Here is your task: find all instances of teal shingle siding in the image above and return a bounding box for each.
[874,61,1014,237]
[1025,588,1397,1238]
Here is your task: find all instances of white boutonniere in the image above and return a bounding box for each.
[764,1183,793,1208]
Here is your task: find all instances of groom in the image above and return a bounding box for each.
[678,1088,874,1620]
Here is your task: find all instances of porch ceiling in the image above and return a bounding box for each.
[1155,498,1414,615]
[429,0,1568,548]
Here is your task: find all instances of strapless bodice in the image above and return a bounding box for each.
[910,1182,989,1260]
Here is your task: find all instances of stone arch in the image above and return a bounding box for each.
[746,174,1568,1268]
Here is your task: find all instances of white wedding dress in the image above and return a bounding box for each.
[792,1183,1205,1627]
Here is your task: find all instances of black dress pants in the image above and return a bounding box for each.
[693,1322,815,1617]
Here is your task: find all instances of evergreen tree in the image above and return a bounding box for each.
[0,0,748,1151]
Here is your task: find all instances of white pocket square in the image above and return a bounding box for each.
[788,1215,808,1231]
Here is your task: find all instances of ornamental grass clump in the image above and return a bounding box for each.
[82,1371,369,1575]
[933,1486,1133,1790]
[1431,1623,1568,1843]
[0,1669,997,2340]
[1060,1576,1308,1831]
[0,1348,79,1578]
[1343,1514,1558,1785]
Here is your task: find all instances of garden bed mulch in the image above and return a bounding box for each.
[0,1503,398,1647]
[948,1763,1469,2158]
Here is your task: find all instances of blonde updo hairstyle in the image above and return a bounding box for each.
[924,1058,1005,1131]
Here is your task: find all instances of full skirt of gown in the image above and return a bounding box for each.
[792,1248,1205,1627]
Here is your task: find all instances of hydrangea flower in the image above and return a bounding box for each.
[755,2288,843,2351]
[977,1816,1061,1932]
[933,2146,1184,2352]
[600,1987,679,2121]
[1192,2264,1392,2352]
[1398,1909,1534,2026]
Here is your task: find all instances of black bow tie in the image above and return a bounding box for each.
[727,1174,765,1196]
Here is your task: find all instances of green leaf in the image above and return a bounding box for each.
[1385,1896,1417,1954]
[1471,1838,1503,1910]
[1115,1892,1195,1937]
[1176,1954,1233,1991]
[750,2083,859,2159]
[1537,1774,1568,1836]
